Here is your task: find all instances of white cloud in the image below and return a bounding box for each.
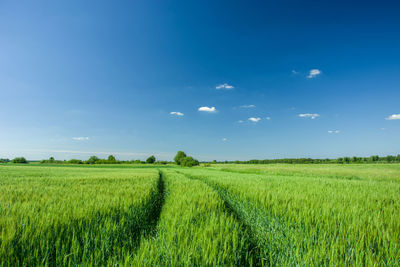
[299,113,320,119]
[248,117,261,123]
[198,106,217,112]
[265,117,271,120]
[222,138,227,142]
[381,128,386,130]
[292,70,299,74]
[240,104,256,108]
[170,111,184,116]
[307,69,321,78]
[328,130,340,134]
[216,83,234,90]
[385,114,400,120]
[237,120,244,123]
[72,137,90,141]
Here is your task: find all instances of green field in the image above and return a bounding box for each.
[0,164,399,266]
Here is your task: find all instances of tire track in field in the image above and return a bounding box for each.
[178,170,307,266]
[143,170,165,236]
[175,170,264,266]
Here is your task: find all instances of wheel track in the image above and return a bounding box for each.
[175,170,265,266]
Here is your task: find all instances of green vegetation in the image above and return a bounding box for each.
[179,165,400,265]
[0,165,161,265]
[211,154,400,164]
[131,170,255,265]
[0,163,399,265]
[146,155,156,164]
[174,151,199,167]
[174,150,187,165]
[11,157,27,163]
[180,156,199,167]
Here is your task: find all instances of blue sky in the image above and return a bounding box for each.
[1,0,399,161]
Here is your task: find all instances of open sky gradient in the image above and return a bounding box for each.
[1,0,399,161]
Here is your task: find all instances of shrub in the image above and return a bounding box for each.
[180,156,199,167]
[108,155,116,162]
[68,159,83,164]
[146,155,156,164]
[11,157,28,164]
[174,151,187,165]
[86,156,99,164]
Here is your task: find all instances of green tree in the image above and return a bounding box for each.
[11,157,28,164]
[174,151,187,165]
[386,155,395,163]
[180,156,199,167]
[146,155,156,164]
[369,155,379,162]
[68,159,83,164]
[87,156,99,164]
[107,155,116,162]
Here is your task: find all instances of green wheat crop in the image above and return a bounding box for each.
[0,165,161,266]
[179,167,400,266]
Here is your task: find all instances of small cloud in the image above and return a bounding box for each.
[198,106,217,112]
[265,117,271,120]
[222,138,227,142]
[72,137,90,141]
[385,114,400,120]
[381,128,386,130]
[328,130,340,134]
[216,83,234,90]
[292,70,299,74]
[248,117,261,123]
[170,111,184,116]
[240,104,256,108]
[307,69,321,78]
[237,120,244,123]
[299,113,320,119]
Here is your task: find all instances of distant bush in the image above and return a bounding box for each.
[174,151,187,165]
[40,157,64,164]
[180,156,199,167]
[68,159,83,164]
[174,151,199,167]
[0,158,10,163]
[146,155,156,164]
[86,156,100,164]
[107,155,116,162]
[11,157,28,164]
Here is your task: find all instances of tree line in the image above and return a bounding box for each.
[1,151,200,167]
[214,155,400,164]
[2,153,399,165]
[38,155,163,165]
